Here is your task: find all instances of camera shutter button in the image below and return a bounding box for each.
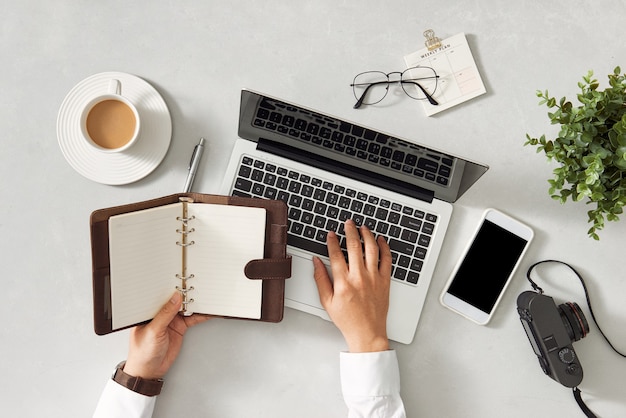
[558,347,576,364]
[566,363,582,376]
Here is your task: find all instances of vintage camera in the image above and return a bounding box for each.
[517,291,590,388]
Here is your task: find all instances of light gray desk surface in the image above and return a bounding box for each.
[2,1,625,417]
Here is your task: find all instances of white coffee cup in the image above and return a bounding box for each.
[80,79,141,153]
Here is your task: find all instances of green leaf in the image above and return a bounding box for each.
[591,192,605,201]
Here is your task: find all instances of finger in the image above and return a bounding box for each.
[343,220,364,268]
[326,230,348,278]
[183,314,211,329]
[150,291,183,332]
[360,224,379,271]
[312,256,334,308]
[377,235,393,280]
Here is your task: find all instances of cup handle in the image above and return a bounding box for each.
[108,79,121,95]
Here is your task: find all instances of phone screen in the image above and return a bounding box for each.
[447,219,528,313]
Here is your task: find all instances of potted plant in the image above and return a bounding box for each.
[525,67,626,240]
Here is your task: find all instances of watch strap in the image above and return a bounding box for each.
[112,361,163,397]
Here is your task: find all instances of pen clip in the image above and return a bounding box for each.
[188,145,199,169]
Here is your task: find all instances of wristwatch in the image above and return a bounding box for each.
[112,361,164,396]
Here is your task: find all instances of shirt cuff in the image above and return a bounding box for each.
[340,350,401,397]
[93,378,157,418]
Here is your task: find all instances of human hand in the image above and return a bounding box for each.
[123,291,210,380]
[312,220,392,353]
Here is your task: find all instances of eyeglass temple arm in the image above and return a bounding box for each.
[402,81,439,106]
[353,88,368,109]
[352,81,389,109]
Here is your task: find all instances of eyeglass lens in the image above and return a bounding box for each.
[352,66,438,106]
[352,71,390,105]
[401,67,438,100]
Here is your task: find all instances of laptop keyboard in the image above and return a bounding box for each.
[253,97,454,187]
[231,155,439,286]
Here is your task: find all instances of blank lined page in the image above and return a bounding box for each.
[109,203,182,329]
[187,204,266,319]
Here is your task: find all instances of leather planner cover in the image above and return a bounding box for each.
[90,193,291,335]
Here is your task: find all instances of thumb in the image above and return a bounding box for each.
[312,257,333,308]
[150,291,182,331]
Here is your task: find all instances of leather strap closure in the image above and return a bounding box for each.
[244,256,292,280]
[112,361,163,397]
[269,223,287,244]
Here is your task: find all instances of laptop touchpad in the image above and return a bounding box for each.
[284,253,327,312]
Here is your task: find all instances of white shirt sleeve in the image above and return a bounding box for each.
[93,378,156,418]
[340,350,406,418]
[93,351,405,418]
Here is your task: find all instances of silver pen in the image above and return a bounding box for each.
[183,138,206,192]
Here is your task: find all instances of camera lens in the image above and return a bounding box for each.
[558,302,589,342]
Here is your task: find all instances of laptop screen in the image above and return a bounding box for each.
[238,89,488,204]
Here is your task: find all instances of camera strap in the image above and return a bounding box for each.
[573,387,597,418]
[526,259,626,418]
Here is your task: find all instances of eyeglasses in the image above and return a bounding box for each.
[350,66,439,109]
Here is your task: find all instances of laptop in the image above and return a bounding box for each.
[219,90,488,344]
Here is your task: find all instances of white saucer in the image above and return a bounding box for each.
[57,72,172,185]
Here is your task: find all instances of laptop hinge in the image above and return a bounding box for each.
[257,138,435,204]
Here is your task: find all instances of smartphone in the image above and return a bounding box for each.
[440,209,534,325]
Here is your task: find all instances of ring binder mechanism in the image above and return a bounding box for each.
[176,216,196,223]
[176,285,195,308]
[175,274,196,280]
[177,197,196,315]
[176,240,195,247]
[91,192,292,335]
[176,241,195,247]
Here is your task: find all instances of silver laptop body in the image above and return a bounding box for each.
[219,90,488,344]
